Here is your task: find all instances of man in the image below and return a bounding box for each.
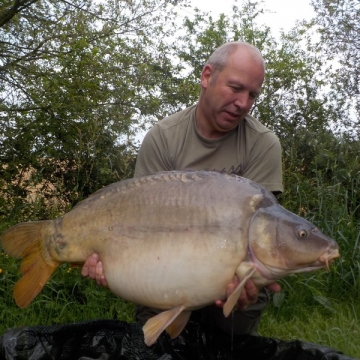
[82,41,282,336]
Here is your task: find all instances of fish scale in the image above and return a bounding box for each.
[0,170,340,346]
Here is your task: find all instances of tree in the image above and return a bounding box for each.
[308,0,359,139]
[0,0,188,220]
[0,0,39,27]
[310,0,359,98]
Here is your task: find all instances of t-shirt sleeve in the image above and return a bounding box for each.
[134,124,173,178]
[242,131,283,193]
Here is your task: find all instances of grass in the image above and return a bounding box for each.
[260,304,360,357]
[259,277,360,358]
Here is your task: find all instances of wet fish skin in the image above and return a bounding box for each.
[0,171,340,346]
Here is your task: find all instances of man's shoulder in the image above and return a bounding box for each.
[156,104,196,131]
[244,113,274,135]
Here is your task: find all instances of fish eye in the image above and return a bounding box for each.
[295,225,311,240]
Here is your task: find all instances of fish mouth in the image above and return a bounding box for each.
[319,247,340,271]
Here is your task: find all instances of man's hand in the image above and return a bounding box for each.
[81,253,108,287]
[214,275,281,310]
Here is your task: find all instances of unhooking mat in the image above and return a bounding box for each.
[0,319,356,360]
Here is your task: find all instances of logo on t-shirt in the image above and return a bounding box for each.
[217,164,244,176]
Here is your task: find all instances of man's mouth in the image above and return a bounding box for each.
[224,111,240,119]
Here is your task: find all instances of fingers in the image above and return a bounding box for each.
[81,253,99,277]
[81,253,108,288]
[214,299,225,308]
[236,279,258,310]
[243,279,258,303]
[214,277,261,310]
[266,282,281,293]
[214,276,238,308]
[226,278,238,298]
[95,260,108,287]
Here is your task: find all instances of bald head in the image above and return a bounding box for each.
[207,42,265,74]
[196,41,265,138]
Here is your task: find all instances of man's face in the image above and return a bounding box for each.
[199,49,264,137]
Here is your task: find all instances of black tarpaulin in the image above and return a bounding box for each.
[0,319,355,360]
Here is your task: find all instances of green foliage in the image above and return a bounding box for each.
[0,0,189,214]
[260,300,360,357]
[310,0,359,98]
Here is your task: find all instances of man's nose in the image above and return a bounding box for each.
[234,92,251,108]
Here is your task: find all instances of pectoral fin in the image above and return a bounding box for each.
[166,310,191,339]
[223,263,256,317]
[142,305,188,346]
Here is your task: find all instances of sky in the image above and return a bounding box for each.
[177,0,315,38]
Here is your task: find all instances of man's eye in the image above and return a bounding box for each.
[230,86,242,92]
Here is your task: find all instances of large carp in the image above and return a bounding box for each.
[1,171,339,346]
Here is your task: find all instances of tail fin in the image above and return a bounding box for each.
[1,221,60,308]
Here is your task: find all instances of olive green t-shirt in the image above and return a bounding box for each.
[134,104,283,193]
[133,104,283,336]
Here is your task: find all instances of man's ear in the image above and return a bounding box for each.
[200,64,213,88]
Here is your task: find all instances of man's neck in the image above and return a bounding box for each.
[195,106,225,139]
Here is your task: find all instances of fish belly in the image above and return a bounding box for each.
[101,230,245,310]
